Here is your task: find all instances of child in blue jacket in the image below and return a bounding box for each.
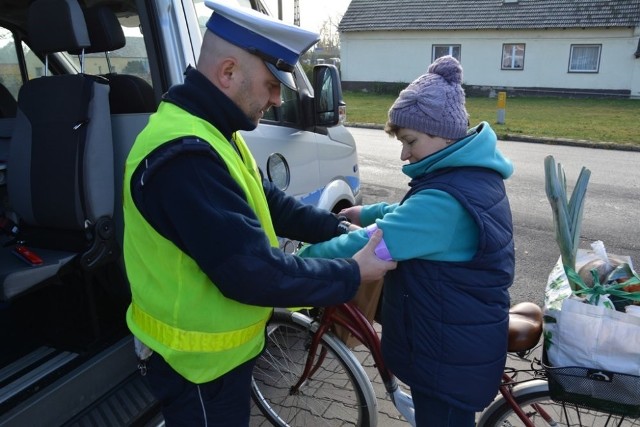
[300,55,515,427]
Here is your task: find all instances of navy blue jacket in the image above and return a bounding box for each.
[381,167,514,411]
[130,67,360,308]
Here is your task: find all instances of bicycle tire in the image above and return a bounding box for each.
[251,309,378,426]
[479,381,640,426]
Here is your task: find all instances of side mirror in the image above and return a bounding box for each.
[312,64,345,127]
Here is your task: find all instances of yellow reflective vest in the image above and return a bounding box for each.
[123,102,277,383]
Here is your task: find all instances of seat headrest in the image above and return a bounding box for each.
[69,6,126,55]
[28,0,90,55]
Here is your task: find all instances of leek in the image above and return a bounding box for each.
[544,155,591,291]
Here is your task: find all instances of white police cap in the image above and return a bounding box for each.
[204,0,320,90]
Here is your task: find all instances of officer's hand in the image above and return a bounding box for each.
[352,229,397,282]
[339,206,363,226]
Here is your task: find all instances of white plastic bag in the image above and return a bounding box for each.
[546,298,640,376]
[543,244,640,375]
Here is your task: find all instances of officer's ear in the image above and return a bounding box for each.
[218,57,239,89]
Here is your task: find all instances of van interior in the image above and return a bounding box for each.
[0,0,159,424]
[0,0,351,424]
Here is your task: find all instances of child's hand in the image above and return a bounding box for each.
[339,206,363,226]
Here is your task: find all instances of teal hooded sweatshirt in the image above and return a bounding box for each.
[299,122,514,262]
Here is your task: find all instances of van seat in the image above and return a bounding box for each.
[0,84,17,118]
[0,0,116,302]
[76,5,156,114]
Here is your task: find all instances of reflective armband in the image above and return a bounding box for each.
[365,224,392,261]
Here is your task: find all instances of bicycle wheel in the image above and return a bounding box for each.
[251,309,378,426]
[479,382,640,426]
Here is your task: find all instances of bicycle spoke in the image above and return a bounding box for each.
[251,311,376,426]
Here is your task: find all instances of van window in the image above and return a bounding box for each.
[63,20,153,87]
[262,84,299,124]
[0,26,47,97]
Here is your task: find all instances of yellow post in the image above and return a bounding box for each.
[497,91,506,124]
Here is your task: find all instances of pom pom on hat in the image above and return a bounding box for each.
[388,56,469,140]
[428,55,463,84]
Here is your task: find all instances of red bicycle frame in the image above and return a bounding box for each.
[290,301,399,394]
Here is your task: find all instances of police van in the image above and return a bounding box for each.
[0,0,360,424]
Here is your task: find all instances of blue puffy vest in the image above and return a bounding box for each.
[381,167,514,411]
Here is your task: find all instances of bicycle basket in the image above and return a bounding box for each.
[543,352,640,418]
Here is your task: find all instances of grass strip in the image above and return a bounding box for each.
[343,92,640,146]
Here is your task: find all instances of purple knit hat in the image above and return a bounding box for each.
[388,55,469,140]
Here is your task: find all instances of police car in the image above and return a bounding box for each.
[0,0,360,424]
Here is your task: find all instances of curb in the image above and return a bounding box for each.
[499,134,640,152]
[345,123,640,152]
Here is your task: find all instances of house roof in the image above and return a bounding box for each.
[339,0,640,32]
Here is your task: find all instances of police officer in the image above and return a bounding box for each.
[122,1,397,425]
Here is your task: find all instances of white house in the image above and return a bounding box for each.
[338,0,640,98]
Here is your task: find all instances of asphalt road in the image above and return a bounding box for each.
[348,126,640,306]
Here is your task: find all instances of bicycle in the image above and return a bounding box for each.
[251,300,640,426]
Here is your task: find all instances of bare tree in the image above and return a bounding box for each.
[317,14,342,51]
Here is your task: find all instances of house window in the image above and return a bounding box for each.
[569,44,601,73]
[433,45,461,61]
[501,44,525,70]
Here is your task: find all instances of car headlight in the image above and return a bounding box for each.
[267,153,290,191]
